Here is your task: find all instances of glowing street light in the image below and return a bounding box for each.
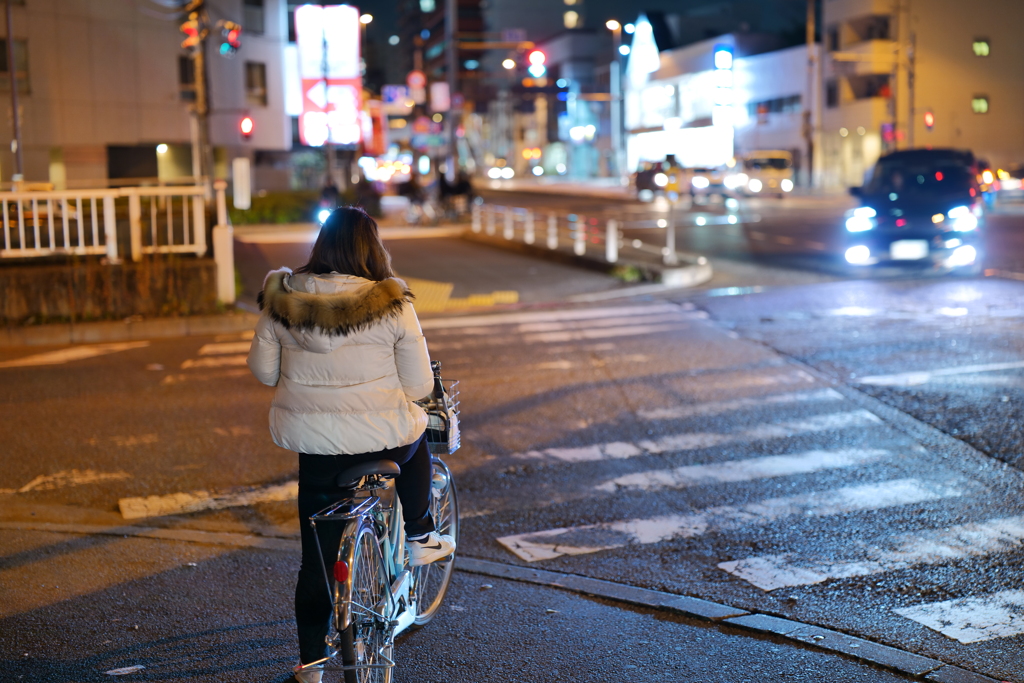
[502,58,516,70]
[359,13,373,24]
[605,19,620,31]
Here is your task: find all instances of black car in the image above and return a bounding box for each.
[844,149,984,273]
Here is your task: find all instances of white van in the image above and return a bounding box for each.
[727,151,795,197]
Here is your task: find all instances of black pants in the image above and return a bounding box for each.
[295,433,436,665]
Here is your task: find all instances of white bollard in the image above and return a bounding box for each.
[503,208,514,240]
[664,216,679,265]
[547,215,558,249]
[472,202,482,233]
[486,206,496,235]
[573,216,586,256]
[605,219,618,263]
[524,212,535,244]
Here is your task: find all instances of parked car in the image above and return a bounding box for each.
[843,148,983,274]
[726,151,795,197]
[689,167,727,199]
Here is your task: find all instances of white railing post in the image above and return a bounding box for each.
[606,219,618,263]
[212,180,233,304]
[471,202,481,233]
[193,193,207,255]
[103,196,118,262]
[664,216,679,266]
[546,214,557,249]
[128,192,142,261]
[573,215,586,256]
[486,205,496,235]
[503,208,514,239]
[524,211,535,244]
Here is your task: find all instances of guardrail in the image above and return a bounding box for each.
[0,185,208,262]
[471,203,685,267]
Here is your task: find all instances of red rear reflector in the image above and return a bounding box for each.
[333,561,349,582]
[935,171,944,181]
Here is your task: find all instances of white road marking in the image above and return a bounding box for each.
[516,312,688,333]
[420,303,684,330]
[595,448,890,493]
[857,360,1024,387]
[895,590,1024,643]
[119,480,298,520]
[17,469,131,493]
[720,516,1024,591]
[198,341,252,355]
[497,478,961,562]
[0,341,150,369]
[180,354,249,369]
[522,322,688,344]
[638,388,845,420]
[515,410,881,464]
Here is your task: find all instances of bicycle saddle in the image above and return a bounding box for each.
[336,460,401,488]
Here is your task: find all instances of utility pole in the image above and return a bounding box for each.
[182,0,213,191]
[607,21,624,183]
[444,0,458,180]
[802,0,815,188]
[5,0,22,181]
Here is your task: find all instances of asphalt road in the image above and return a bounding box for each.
[4,205,1024,682]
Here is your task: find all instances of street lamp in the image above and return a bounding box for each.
[606,19,625,183]
[502,58,516,70]
[359,13,373,24]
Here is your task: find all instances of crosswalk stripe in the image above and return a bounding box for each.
[180,355,249,369]
[522,322,688,344]
[419,303,684,330]
[515,313,688,333]
[894,589,1024,643]
[497,478,962,562]
[719,516,1024,591]
[198,342,252,355]
[515,410,881,464]
[594,448,890,493]
[0,341,150,369]
[638,388,845,421]
[856,360,1024,387]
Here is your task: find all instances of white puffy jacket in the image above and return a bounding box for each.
[247,268,434,455]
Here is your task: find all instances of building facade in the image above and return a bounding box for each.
[1,0,290,188]
[820,0,1024,187]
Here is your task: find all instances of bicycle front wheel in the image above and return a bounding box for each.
[412,458,459,626]
[339,521,393,683]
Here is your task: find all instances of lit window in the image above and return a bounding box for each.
[564,11,579,28]
[972,39,990,56]
[972,96,989,114]
[246,61,268,107]
[564,0,578,4]
[420,0,435,11]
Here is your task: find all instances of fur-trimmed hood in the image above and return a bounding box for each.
[257,268,414,352]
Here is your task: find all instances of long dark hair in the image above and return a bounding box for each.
[295,207,394,281]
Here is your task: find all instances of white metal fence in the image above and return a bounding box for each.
[0,186,208,262]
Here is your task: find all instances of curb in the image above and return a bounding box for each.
[0,312,259,347]
[0,520,1002,682]
[455,558,1002,683]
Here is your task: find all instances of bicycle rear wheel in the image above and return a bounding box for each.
[339,522,393,683]
[412,458,459,626]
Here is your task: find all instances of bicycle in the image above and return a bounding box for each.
[298,361,460,683]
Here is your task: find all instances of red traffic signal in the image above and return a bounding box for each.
[240,116,254,139]
[527,50,546,66]
[220,21,242,56]
[180,18,201,49]
[924,111,935,129]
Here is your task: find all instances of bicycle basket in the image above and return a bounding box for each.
[420,379,460,455]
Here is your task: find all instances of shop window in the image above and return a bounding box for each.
[0,39,29,94]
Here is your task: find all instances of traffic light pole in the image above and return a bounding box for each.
[5,0,22,181]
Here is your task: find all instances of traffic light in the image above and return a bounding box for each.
[220,21,242,56]
[240,116,254,139]
[527,50,546,78]
[180,15,201,49]
[924,110,935,130]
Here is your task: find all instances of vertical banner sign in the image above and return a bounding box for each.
[295,4,363,147]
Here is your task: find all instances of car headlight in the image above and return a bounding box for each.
[947,205,978,231]
[845,206,876,232]
[692,176,710,189]
[781,179,794,192]
[845,245,871,264]
[748,179,762,192]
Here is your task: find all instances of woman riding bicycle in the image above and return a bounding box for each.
[246,206,456,683]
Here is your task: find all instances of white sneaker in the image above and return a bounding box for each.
[407,531,456,566]
[293,662,323,683]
